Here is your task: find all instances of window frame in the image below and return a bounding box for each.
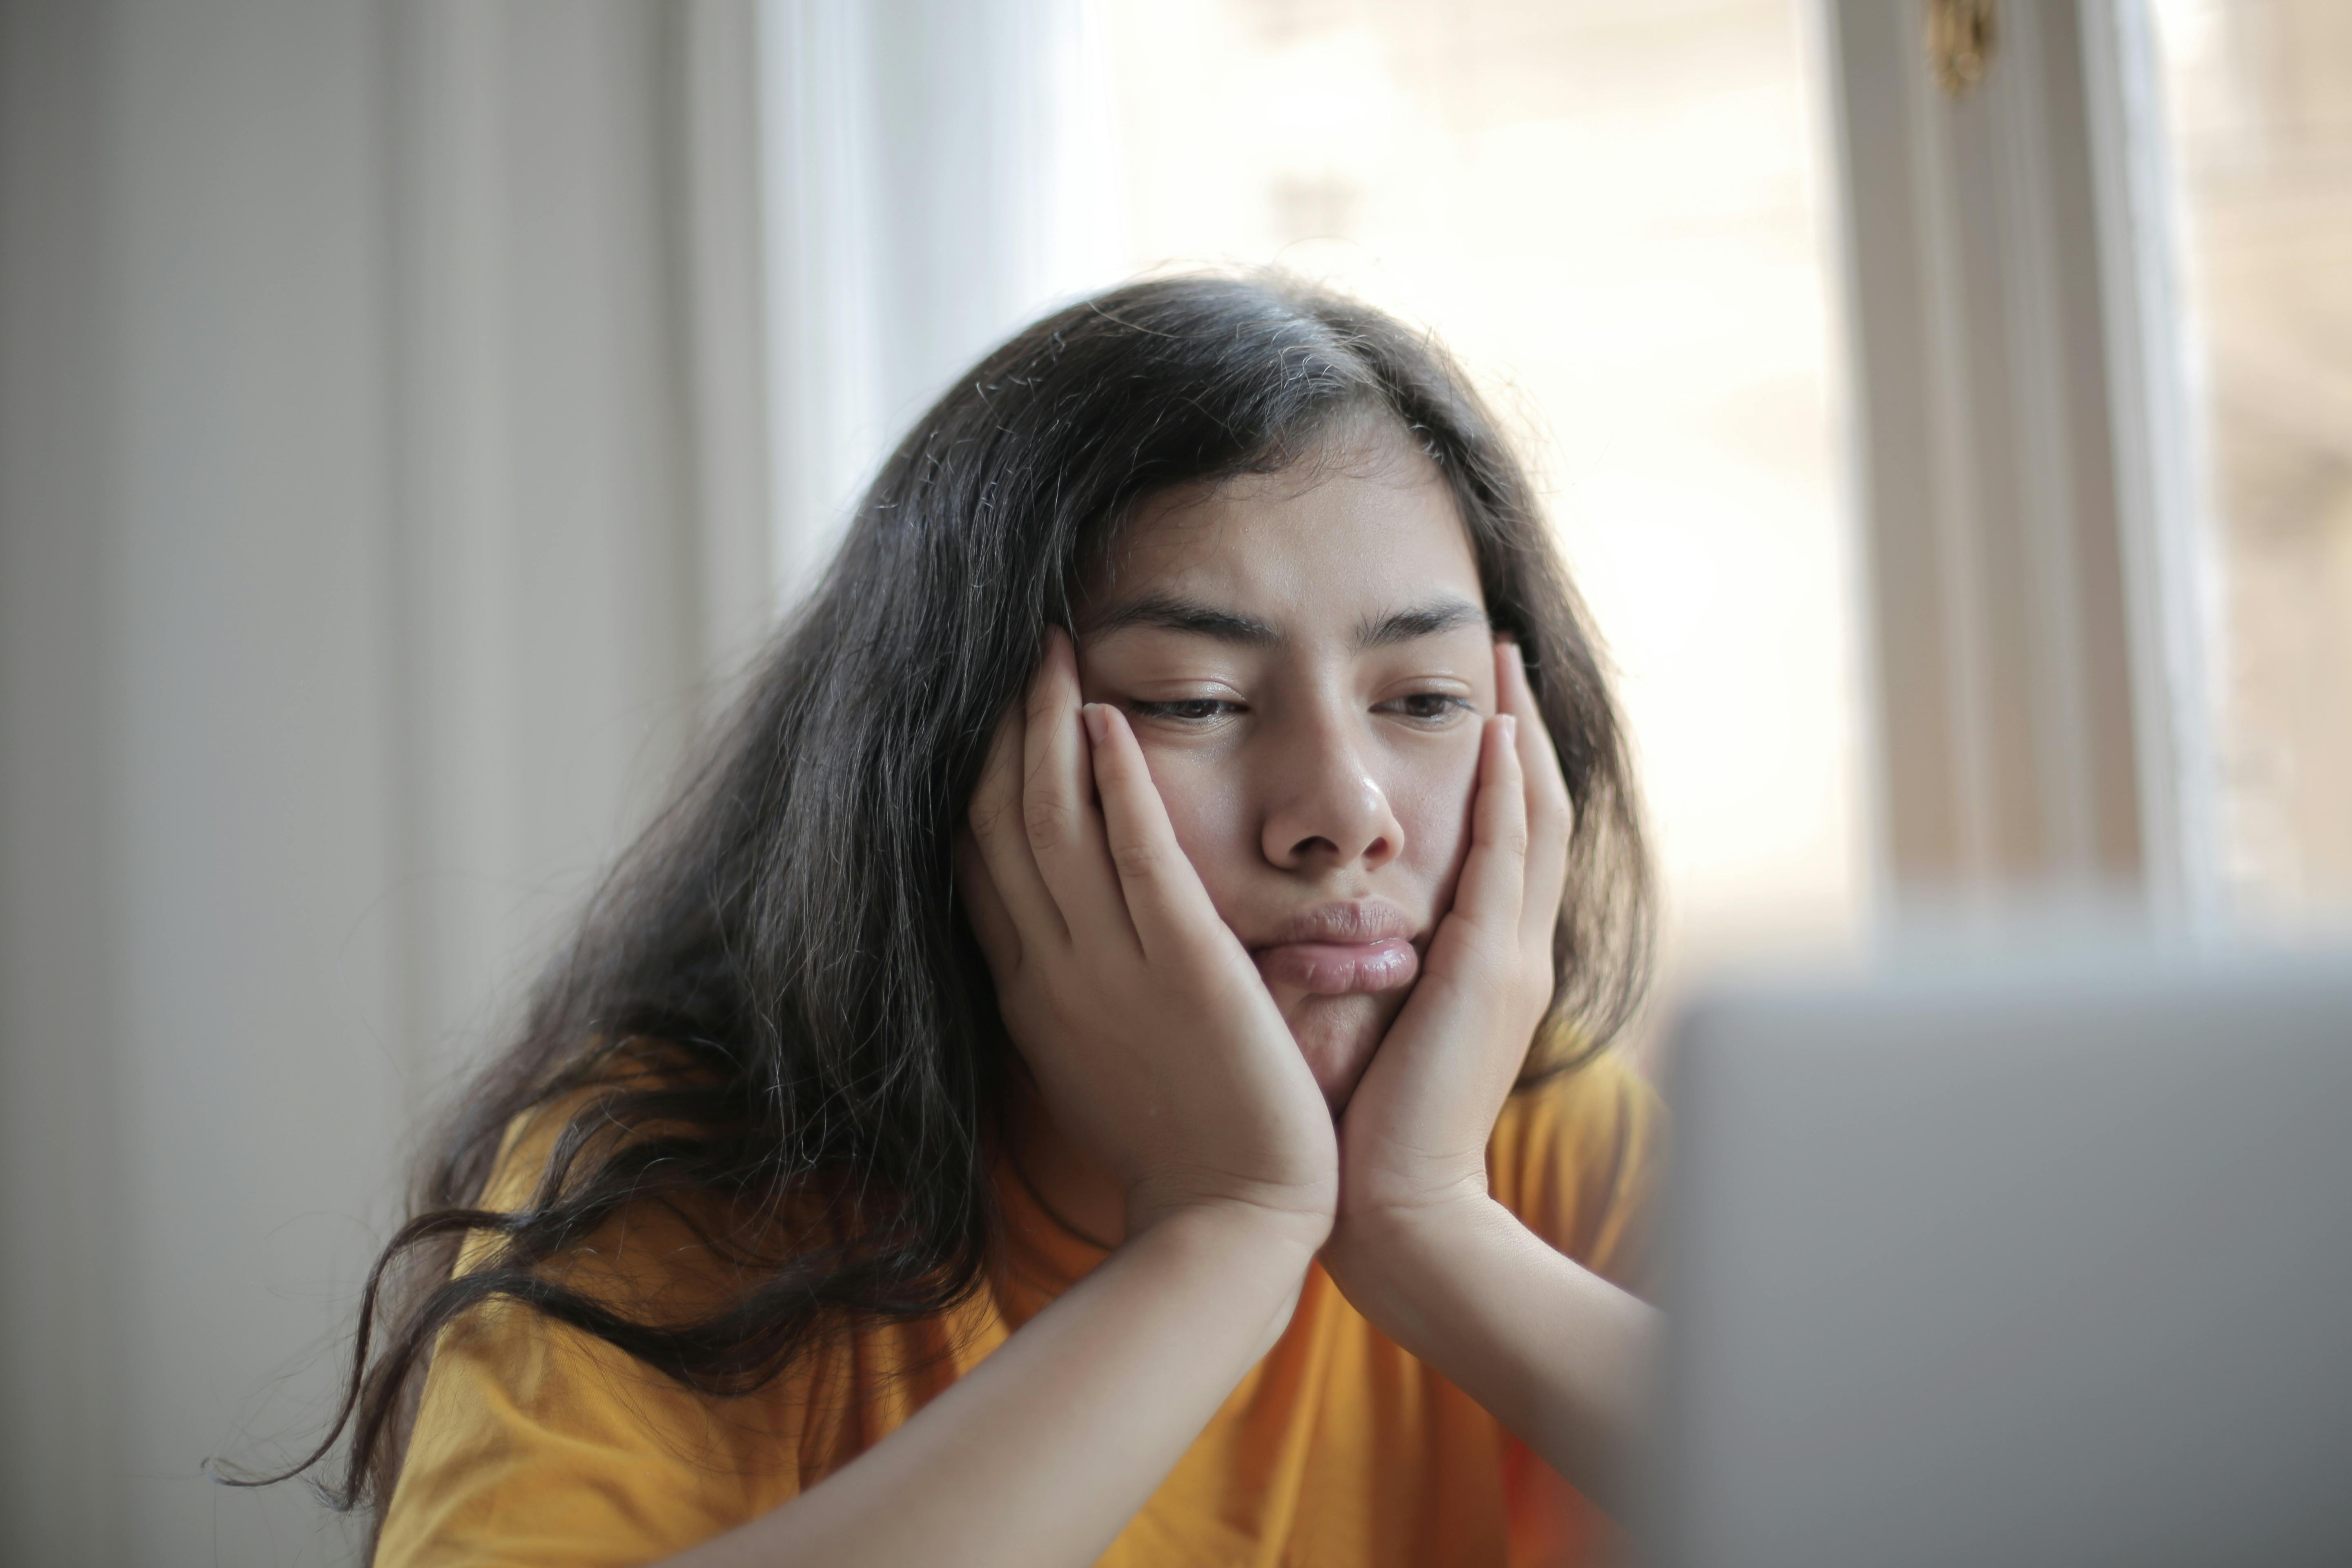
[1822,0,2220,918]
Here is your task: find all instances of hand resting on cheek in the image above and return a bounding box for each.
[961,624,1572,1266]
[957,628,1339,1250]
[1334,637,1573,1227]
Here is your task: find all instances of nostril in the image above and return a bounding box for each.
[1285,831,1397,867]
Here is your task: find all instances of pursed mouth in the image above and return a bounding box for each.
[1242,901,1424,996]
[1251,937,1419,996]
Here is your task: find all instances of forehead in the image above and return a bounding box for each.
[1093,432,1484,622]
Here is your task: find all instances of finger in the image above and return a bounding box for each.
[1498,641,1573,950]
[1020,628,1136,947]
[967,695,1067,947]
[1445,712,1529,951]
[1085,702,1226,960]
[953,830,1023,978]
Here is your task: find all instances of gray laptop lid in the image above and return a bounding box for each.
[1646,944,2352,1568]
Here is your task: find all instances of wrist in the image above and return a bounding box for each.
[1120,1197,1327,1359]
[1333,1161,1493,1243]
[1323,1188,1514,1299]
[1127,1189,1332,1262]
[1124,1168,1337,1260]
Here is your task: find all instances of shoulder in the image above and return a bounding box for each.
[382,1061,795,1564]
[455,1043,789,1314]
[378,1285,802,1567]
[380,1045,992,1564]
[1485,1039,1666,1292]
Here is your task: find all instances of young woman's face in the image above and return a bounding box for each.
[1077,429,1497,1111]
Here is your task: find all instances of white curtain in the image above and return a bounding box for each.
[758,0,1118,599]
[0,2,768,1561]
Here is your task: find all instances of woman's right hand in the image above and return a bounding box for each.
[958,629,1337,1247]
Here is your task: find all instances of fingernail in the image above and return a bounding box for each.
[1499,714,1518,743]
[1082,704,1110,744]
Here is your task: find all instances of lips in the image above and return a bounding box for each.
[1247,902,1422,996]
[1253,937,1419,994]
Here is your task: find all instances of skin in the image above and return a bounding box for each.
[1007,437,1505,1245]
[663,429,1659,1568]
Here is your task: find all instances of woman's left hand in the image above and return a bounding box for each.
[1330,639,1573,1233]
[1319,643,1655,1517]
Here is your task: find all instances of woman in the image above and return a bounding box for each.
[312,274,1660,1566]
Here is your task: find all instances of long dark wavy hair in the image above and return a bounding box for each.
[268,273,1652,1521]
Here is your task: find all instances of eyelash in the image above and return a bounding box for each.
[1127,693,1473,726]
[1384,692,1474,722]
[1128,698,1242,724]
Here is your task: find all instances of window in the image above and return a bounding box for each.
[761,0,2349,978]
[2152,0,2352,928]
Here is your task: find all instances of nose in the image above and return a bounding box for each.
[1258,708,1404,873]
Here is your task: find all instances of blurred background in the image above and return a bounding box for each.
[0,0,2344,1561]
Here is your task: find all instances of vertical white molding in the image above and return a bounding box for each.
[2079,0,2225,921]
[1991,11,2099,882]
[1900,16,2000,884]
[1828,0,2198,911]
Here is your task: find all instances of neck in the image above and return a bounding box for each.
[1008,1084,1130,1251]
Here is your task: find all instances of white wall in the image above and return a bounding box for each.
[0,2,767,1561]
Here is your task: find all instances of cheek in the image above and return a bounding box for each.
[1390,737,1484,891]
[1136,746,1258,917]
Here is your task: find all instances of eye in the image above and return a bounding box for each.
[1379,691,1475,724]
[1128,697,1244,725]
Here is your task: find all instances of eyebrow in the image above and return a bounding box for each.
[1356,596,1490,648]
[1085,592,1281,646]
[1083,591,1488,650]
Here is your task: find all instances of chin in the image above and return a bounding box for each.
[1286,992,1403,1114]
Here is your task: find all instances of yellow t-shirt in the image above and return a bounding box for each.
[375,1051,1663,1568]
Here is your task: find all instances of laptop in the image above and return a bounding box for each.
[1644,940,2352,1568]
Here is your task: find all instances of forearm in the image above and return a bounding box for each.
[666,1204,1317,1568]
[1321,1197,1657,1516]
